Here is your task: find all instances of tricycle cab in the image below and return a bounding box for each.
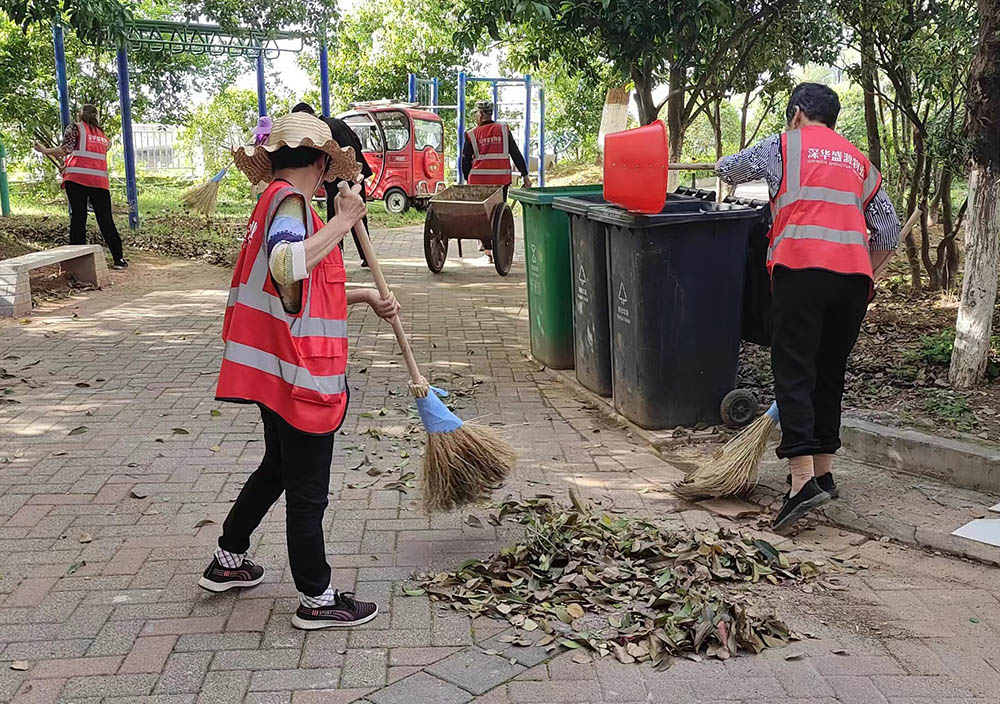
[339,103,446,214]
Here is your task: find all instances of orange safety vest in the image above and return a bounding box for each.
[63,122,110,190]
[467,123,513,185]
[216,180,349,435]
[769,125,881,279]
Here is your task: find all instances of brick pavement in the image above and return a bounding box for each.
[1,225,999,703]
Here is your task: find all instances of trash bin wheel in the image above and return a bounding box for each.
[423,211,448,274]
[720,389,758,429]
[492,203,515,276]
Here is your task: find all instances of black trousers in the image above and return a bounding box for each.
[326,179,369,264]
[218,406,335,597]
[771,266,870,459]
[64,181,125,262]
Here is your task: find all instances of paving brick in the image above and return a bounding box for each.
[119,635,178,674]
[154,652,212,694]
[389,647,461,666]
[173,632,262,652]
[196,670,251,704]
[290,688,376,704]
[104,696,196,704]
[29,655,123,679]
[248,669,341,692]
[827,676,890,704]
[8,578,59,607]
[340,648,388,688]
[104,548,152,576]
[477,633,556,669]
[226,598,273,632]
[299,630,348,669]
[244,693,291,704]
[211,648,301,671]
[4,639,91,661]
[141,617,226,637]
[367,671,472,704]
[426,648,526,695]
[11,678,67,704]
[61,673,159,698]
[507,679,610,703]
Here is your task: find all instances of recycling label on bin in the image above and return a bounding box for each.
[528,243,542,297]
[576,264,590,304]
[615,281,631,325]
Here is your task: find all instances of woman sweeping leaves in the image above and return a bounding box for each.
[201,112,399,629]
[34,105,128,269]
[716,83,900,533]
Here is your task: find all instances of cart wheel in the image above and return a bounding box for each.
[720,389,758,429]
[413,199,429,212]
[423,212,448,273]
[492,204,515,276]
[384,188,410,214]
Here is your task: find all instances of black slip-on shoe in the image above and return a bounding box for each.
[786,472,839,499]
[772,478,832,533]
[292,592,379,630]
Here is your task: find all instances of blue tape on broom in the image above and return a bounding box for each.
[764,401,779,424]
[210,168,227,183]
[415,386,463,433]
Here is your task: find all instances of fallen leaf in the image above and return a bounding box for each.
[52,451,67,457]
[566,604,584,620]
[193,519,215,528]
[832,649,850,656]
[68,426,88,436]
[10,661,29,671]
[129,490,148,499]
[210,446,221,453]
[78,533,93,544]
[210,409,221,417]
[970,617,981,624]
[143,509,160,516]
[522,618,538,632]
[402,586,426,596]
[171,428,189,435]
[465,515,483,528]
[66,561,85,575]
[785,652,806,661]
[572,652,591,664]
[75,382,90,388]
[697,497,761,518]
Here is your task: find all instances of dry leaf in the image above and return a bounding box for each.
[785,651,806,661]
[10,661,29,671]
[566,604,584,620]
[193,519,215,528]
[68,426,88,436]
[78,533,93,544]
[129,490,148,499]
[210,445,221,453]
[571,652,591,664]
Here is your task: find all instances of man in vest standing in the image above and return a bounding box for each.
[717,83,901,533]
[202,113,399,629]
[461,100,531,260]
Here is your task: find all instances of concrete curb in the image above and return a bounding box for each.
[841,417,1000,494]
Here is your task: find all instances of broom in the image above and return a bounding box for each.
[672,402,779,500]
[182,167,228,217]
[337,182,517,512]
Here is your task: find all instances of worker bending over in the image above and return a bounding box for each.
[717,83,900,532]
[461,100,531,260]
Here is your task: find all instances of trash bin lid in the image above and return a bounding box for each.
[588,201,761,230]
[551,194,609,215]
[509,184,603,205]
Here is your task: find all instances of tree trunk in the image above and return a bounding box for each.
[598,85,630,152]
[950,0,1000,389]
[739,91,750,150]
[902,127,925,291]
[712,99,724,201]
[934,169,959,291]
[665,63,687,191]
[631,68,660,126]
[918,143,938,290]
[861,33,882,170]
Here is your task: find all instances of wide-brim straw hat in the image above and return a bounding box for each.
[233,112,361,185]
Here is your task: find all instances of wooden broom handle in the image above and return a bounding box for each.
[337,184,424,385]
[668,163,717,171]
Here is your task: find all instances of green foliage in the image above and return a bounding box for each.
[177,87,257,198]
[917,329,956,366]
[924,391,978,431]
[1,0,132,44]
[835,85,869,155]
[681,100,741,163]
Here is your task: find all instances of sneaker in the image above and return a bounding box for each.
[786,472,839,499]
[292,591,379,630]
[112,258,129,269]
[197,557,264,592]
[360,261,370,269]
[772,478,831,533]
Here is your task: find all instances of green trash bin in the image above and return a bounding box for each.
[509,184,604,369]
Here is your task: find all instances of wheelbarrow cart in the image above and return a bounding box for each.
[423,185,515,276]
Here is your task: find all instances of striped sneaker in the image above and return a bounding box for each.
[197,557,264,592]
[292,592,379,630]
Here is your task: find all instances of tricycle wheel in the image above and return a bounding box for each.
[384,188,410,214]
[492,204,515,276]
[413,199,429,212]
[424,212,448,273]
[720,389,758,429]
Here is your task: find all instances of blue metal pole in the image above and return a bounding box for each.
[431,77,440,114]
[457,71,466,183]
[538,87,545,187]
[319,43,331,117]
[256,54,267,116]
[52,24,71,129]
[408,74,417,103]
[492,81,499,121]
[522,75,532,178]
[116,46,139,230]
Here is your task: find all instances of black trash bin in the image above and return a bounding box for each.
[588,201,759,430]
[673,186,717,201]
[724,197,773,346]
[553,191,701,398]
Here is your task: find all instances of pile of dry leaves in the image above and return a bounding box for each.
[415,496,830,668]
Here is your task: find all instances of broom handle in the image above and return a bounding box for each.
[337,183,424,386]
[668,163,717,171]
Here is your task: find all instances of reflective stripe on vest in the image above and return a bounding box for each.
[767,125,876,278]
[64,122,110,189]
[468,123,512,184]
[217,182,349,434]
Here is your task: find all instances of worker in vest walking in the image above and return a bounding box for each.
[33,105,128,269]
[717,83,900,533]
[203,112,399,629]
[461,100,531,261]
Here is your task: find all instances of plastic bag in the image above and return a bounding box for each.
[414,386,463,433]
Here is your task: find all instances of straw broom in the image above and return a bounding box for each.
[673,402,779,500]
[338,183,517,511]
[182,166,229,217]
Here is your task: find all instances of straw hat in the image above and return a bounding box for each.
[233,112,361,185]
